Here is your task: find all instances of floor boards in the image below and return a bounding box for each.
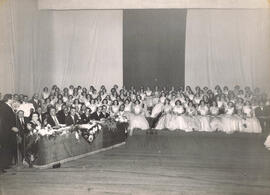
[1,131,270,195]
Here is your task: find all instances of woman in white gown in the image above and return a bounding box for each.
[88,99,97,114]
[197,100,213,132]
[151,93,166,118]
[185,101,201,132]
[155,98,173,130]
[128,100,150,135]
[241,101,262,133]
[209,101,223,131]
[110,100,120,117]
[169,100,187,131]
[221,102,240,134]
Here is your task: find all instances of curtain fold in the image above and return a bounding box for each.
[185,9,270,93]
[0,0,123,96]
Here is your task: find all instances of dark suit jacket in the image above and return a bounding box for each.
[101,112,109,119]
[255,106,269,117]
[57,110,69,124]
[65,114,80,126]
[16,117,29,136]
[0,102,17,168]
[90,112,104,121]
[46,114,61,127]
[80,113,91,124]
[29,99,41,110]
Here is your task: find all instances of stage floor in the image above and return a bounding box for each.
[1,131,270,195]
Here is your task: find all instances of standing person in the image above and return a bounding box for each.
[0,95,20,173]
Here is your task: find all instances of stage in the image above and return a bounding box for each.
[1,131,270,195]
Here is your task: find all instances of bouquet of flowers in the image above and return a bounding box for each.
[79,121,102,143]
[115,113,128,123]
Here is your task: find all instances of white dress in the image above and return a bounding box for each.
[169,106,187,130]
[151,102,164,118]
[197,106,213,132]
[209,107,223,131]
[185,107,201,132]
[155,104,173,130]
[221,107,239,134]
[128,105,149,130]
[241,106,262,133]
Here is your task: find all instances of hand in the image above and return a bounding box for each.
[11,127,19,133]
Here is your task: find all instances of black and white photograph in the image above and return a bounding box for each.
[0,0,270,194]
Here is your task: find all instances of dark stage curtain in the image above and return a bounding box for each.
[123,9,187,90]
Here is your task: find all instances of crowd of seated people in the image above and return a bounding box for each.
[1,84,270,168]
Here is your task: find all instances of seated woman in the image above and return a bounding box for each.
[25,112,41,167]
[88,98,97,114]
[221,102,240,134]
[128,100,149,135]
[209,101,223,131]
[155,98,173,130]
[185,101,201,132]
[241,101,262,133]
[197,100,213,132]
[110,100,120,117]
[168,100,187,131]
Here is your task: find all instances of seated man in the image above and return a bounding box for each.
[57,105,69,124]
[45,107,61,128]
[101,105,110,119]
[255,100,270,133]
[90,106,104,121]
[65,107,80,126]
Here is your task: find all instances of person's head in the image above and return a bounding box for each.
[113,100,119,106]
[175,100,181,106]
[49,107,56,116]
[31,112,39,122]
[164,98,170,105]
[23,95,29,102]
[119,104,125,112]
[199,100,205,106]
[85,108,91,115]
[37,106,42,114]
[124,99,130,105]
[212,101,217,107]
[81,104,87,111]
[188,101,193,107]
[63,106,69,114]
[33,93,39,100]
[73,99,79,104]
[90,98,96,104]
[228,102,234,108]
[102,99,108,105]
[70,107,76,116]
[134,100,140,105]
[245,101,251,106]
[17,110,24,119]
[102,105,107,113]
[57,99,63,104]
[97,106,102,113]
[43,87,49,92]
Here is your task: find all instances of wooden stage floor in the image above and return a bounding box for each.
[1,131,270,195]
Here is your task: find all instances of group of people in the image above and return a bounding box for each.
[1,84,270,172]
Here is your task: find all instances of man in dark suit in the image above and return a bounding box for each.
[57,105,69,124]
[0,95,20,172]
[16,110,29,162]
[255,101,270,133]
[101,105,110,119]
[65,107,80,126]
[45,107,61,128]
[90,106,104,121]
[29,93,41,111]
